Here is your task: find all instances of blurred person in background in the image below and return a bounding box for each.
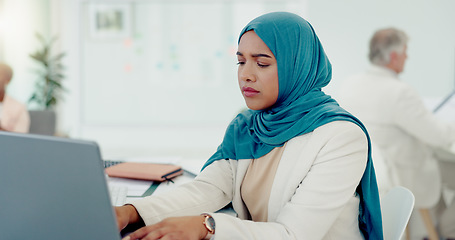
[338,27,455,239]
[0,62,30,133]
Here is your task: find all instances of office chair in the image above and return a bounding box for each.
[373,143,440,240]
[28,110,56,136]
[381,186,415,240]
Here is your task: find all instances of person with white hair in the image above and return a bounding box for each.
[338,27,455,239]
[0,62,30,133]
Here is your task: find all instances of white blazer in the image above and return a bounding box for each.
[338,65,455,208]
[132,121,369,240]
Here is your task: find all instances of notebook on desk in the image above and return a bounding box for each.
[0,132,122,240]
[105,162,183,182]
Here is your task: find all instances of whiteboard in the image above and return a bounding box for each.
[80,1,299,126]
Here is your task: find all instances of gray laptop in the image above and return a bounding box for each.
[0,131,121,240]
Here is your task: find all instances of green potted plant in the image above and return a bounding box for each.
[28,33,66,135]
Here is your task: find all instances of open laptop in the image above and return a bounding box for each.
[0,131,122,240]
[433,53,455,113]
[433,89,455,113]
[432,74,455,123]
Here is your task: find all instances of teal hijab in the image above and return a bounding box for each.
[202,12,383,239]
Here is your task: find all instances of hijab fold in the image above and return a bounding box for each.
[202,12,383,239]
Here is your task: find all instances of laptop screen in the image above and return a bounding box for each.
[433,55,455,121]
[0,132,122,240]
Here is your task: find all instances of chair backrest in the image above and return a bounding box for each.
[381,186,415,240]
[28,110,56,136]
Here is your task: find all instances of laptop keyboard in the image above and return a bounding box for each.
[105,160,128,206]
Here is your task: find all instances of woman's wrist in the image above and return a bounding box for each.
[200,213,215,239]
[124,204,141,224]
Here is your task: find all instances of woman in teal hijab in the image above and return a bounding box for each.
[204,12,383,239]
[117,12,383,240]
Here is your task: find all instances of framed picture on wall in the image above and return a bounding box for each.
[89,3,131,39]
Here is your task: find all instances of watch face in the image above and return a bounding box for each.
[207,216,215,230]
[204,215,215,233]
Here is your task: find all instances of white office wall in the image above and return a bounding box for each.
[56,0,307,160]
[306,0,455,98]
[71,0,455,160]
[2,0,454,161]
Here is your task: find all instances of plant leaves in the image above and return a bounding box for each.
[28,33,67,110]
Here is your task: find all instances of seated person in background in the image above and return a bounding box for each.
[115,12,383,240]
[0,62,30,133]
[338,27,455,239]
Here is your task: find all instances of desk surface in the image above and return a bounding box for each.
[435,147,455,162]
[107,169,196,203]
[105,156,204,205]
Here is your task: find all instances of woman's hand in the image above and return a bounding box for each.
[115,205,141,231]
[122,216,208,240]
